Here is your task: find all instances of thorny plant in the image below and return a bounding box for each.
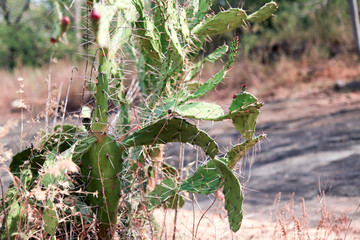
[0,0,278,239]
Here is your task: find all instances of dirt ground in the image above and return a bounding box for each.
[1,74,360,239]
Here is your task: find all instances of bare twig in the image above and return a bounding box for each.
[57,67,77,154]
[194,188,220,239]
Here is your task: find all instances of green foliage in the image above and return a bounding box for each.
[192,2,277,36]
[122,118,219,158]
[213,158,243,232]
[148,178,185,210]
[42,199,59,236]
[80,135,123,235]
[229,91,262,140]
[227,134,266,169]
[180,159,223,195]
[5,201,21,239]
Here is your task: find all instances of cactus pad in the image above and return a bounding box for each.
[247,1,278,23]
[187,38,238,100]
[191,1,278,36]
[174,102,224,120]
[213,158,243,232]
[227,134,266,169]
[121,118,219,159]
[180,159,223,195]
[81,135,123,231]
[43,199,59,236]
[148,178,184,210]
[191,8,247,36]
[229,91,263,140]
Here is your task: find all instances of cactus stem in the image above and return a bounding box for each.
[92,52,110,133]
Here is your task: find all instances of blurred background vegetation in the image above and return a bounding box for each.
[0,0,354,70]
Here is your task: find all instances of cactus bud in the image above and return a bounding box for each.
[242,84,247,91]
[61,16,71,25]
[232,94,237,99]
[90,9,101,21]
[50,37,57,44]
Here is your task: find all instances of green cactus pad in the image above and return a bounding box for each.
[9,147,41,178]
[121,118,219,158]
[247,1,278,23]
[41,149,59,188]
[227,134,266,169]
[72,136,97,162]
[148,178,184,210]
[192,1,277,36]
[43,199,59,236]
[229,91,263,140]
[2,201,21,239]
[189,0,212,29]
[133,0,162,62]
[92,1,131,48]
[180,159,223,194]
[192,8,247,36]
[164,192,185,209]
[213,158,243,232]
[174,102,224,120]
[81,135,123,230]
[111,7,137,53]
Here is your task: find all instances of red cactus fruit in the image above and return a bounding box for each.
[50,37,57,44]
[242,84,247,91]
[62,16,71,25]
[90,9,101,21]
[232,94,237,99]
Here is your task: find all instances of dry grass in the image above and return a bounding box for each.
[152,193,360,239]
[0,60,86,118]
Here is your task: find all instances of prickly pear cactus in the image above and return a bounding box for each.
[213,158,243,232]
[80,135,123,236]
[122,118,219,159]
[192,1,278,36]
[227,134,266,169]
[229,89,263,141]
[180,159,223,194]
[147,178,185,210]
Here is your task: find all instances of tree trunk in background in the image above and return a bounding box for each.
[348,0,360,57]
